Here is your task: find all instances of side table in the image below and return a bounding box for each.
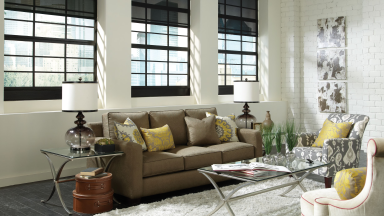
[40,148,124,215]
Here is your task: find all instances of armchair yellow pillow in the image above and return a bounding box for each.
[334,167,367,200]
[140,124,175,152]
[312,119,352,147]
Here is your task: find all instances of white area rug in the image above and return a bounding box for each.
[96,177,323,216]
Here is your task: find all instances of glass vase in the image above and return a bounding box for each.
[273,152,286,166]
[286,150,296,169]
[262,154,275,165]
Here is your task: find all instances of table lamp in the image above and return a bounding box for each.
[234,79,260,128]
[62,78,98,152]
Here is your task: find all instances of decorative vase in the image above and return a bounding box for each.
[262,111,274,129]
[262,154,275,165]
[273,152,286,166]
[286,150,296,169]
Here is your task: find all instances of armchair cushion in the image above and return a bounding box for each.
[334,167,367,200]
[312,119,352,147]
[300,188,339,216]
[292,147,322,161]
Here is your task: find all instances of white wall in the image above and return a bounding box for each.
[281,0,384,150]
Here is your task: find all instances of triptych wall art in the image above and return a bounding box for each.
[317,16,347,113]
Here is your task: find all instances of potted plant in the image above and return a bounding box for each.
[273,124,286,165]
[285,119,300,167]
[262,125,275,165]
[95,138,115,153]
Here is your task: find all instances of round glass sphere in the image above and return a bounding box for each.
[65,126,95,150]
[235,113,257,129]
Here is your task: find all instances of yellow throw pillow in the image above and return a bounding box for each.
[206,112,239,142]
[140,124,175,152]
[114,118,147,151]
[334,167,367,200]
[312,119,352,147]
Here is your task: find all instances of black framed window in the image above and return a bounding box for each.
[4,0,97,101]
[131,0,190,97]
[218,0,258,95]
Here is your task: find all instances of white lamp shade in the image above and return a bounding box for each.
[234,81,259,103]
[62,82,98,111]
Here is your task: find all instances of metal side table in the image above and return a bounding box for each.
[40,148,123,215]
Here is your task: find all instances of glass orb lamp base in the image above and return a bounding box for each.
[65,111,95,151]
[234,102,257,129]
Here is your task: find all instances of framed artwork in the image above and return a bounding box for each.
[317,16,345,48]
[318,82,346,113]
[253,123,262,131]
[317,49,346,80]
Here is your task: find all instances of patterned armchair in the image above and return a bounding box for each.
[292,114,369,187]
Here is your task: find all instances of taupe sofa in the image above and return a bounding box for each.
[87,107,262,201]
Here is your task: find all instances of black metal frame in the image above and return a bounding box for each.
[4,0,97,101]
[218,0,258,95]
[131,0,190,98]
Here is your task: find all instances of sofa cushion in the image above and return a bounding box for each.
[114,119,147,151]
[207,142,254,163]
[184,116,221,146]
[143,151,184,178]
[167,146,222,170]
[184,107,218,120]
[141,124,175,152]
[102,112,149,139]
[149,110,187,146]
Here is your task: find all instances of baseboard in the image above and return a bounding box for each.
[0,167,85,188]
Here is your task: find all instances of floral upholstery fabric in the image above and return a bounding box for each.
[140,124,175,152]
[291,147,323,161]
[312,119,352,147]
[334,167,367,200]
[206,112,239,142]
[114,118,147,151]
[292,114,369,178]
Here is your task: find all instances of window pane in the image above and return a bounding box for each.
[35,73,64,86]
[242,8,256,19]
[243,65,256,75]
[219,4,225,15]
[226,75,241,85]
[218,54,225,64]
[147,75,167,86]
[169,75,187,86]
[4,57,32,71]
[242,55,256,64]
[67,26,94,40]
[243,21,256,32]
[218,75,225,85]
[169,12,188,25]
[4,10,33,20]
[227,34,241,41]
[218,33,225,39]
[132,61,145,73]
[132,48,146,60]
[226,40,241,51]
[132,23,145,32]
[169,0,189,9]
[227,54,241,64]
[226,5,240,17]
[35,57,65,72]
[242,42,256,52]
[169,51,187,62]
[4,72,32,87]
[4,40,33,56]
[243,76,256,81]
[132,6,145,20]
[67,73,94,81]
[35,42,64,57]
[147,0,166,6]
[67,17,94,27]
[169,63,187,74]
[5,0,33,5]
[242,0,256,9]
[147,24,167,34]
[242,36,256,42]
[132,32,146,44]
[147,62,167,74]
[226,0,241,6]
[67,0,95,13]
[218,64,225,75]
[36,0,65,9]
[67,44,94,58]
[35,14,65,24]
[66,59,94,72]
[218,40,225,50]
[35,23,65,38]
[5,20,33,36]
[131,74,145,86]
[36,7,65,15]
[147,8,167,23]
[147,33,167,46]
[226,65,241,74]
[169,36,188,47]
[169,27,188,36]
[226,19,241,34]
[148,49,167,61]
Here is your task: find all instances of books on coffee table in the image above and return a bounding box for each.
[211,162,291,173]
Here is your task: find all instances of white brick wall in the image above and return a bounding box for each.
[281,0,384,151]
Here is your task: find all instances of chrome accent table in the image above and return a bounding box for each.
[40,148,124,215]
[198,158,329,216]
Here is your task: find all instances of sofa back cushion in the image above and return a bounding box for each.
[149,110,187,145]
[102,112,149,139]
[184,107,217,120]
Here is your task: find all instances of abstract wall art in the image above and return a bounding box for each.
[318,82,346,113]
[317,16,345,48]
[317,49,346,80]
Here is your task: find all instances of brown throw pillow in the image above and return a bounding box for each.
[184,115,221,146]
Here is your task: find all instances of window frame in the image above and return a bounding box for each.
[131,0,190,97]
[4,0,97,101]
[218,0,258,95]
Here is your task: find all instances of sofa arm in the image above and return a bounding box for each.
[297,132,318,147]
[237,129,263,158]
[322,138,360,177]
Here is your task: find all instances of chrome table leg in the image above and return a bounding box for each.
[280,169,314,196]
[41,153,57,203]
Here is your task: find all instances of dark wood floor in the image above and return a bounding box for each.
[0,150,367,216]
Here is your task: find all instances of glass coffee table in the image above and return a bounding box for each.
[40,148,124,215]
[198,157,329,216]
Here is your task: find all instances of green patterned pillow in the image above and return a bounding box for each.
[334,167,367,200]
[114,118,147,151]
[206,112,239,142]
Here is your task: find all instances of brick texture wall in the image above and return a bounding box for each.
[281,0,384,151]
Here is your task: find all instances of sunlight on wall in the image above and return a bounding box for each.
[97,12,106,109]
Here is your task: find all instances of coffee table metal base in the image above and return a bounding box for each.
[199,169,315,216]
